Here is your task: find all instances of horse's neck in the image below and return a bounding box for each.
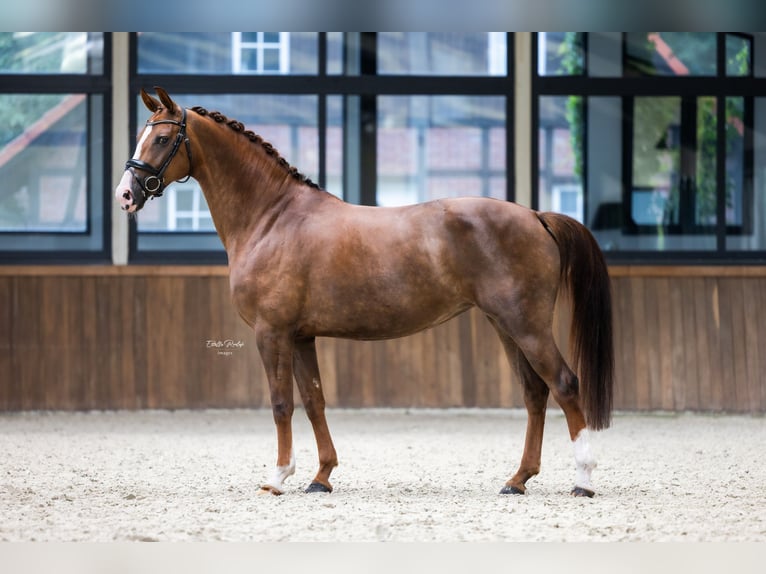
[190,118,301,252]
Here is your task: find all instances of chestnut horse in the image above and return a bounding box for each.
[116,88,614,497]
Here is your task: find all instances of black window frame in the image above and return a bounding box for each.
[532,32,764,264]
[0,33,113,264]
[127,32,515,264]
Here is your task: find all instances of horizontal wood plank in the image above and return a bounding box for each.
[0,267,763,413]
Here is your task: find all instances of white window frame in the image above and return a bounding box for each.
[166,184,214,231]
[232,32,290,74]
[488,32,506,76]
[552,183,584,223]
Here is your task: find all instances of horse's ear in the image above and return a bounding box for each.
[154,86,176,114]
[140,88,161,112]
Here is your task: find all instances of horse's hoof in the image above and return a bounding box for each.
[258,485,283,496]
[499,485,525,495]
[571,486,595,498]
[305,481,332,494]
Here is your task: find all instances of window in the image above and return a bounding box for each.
[165,185,214,232]
[376,95,506,206]
[0,32,109,261]
[129,33,513,262]
[378,33,506,76]
[232,32,290,74]
[534,32,763,260]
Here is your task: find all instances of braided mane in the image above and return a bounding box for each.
[190,105,320,190]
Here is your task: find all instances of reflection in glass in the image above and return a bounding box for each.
[631,97,681,228]
[695,96,718,227]
[538,96,583,221]
[537,32,583,76]
[0,32,103,74]
[377,96,505,206]
[625,33,716,76]
[724,97,746,226]
[0,94,89,232]
[728,97,763,251]
[378,33,506,76]
[726,34,751,77]
[137,33,318,75]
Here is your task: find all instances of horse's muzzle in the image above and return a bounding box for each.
[115,169,144,213]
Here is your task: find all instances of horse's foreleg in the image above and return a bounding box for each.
[293,338,338,493]
[256,328,296,495]
[500,344,550,495]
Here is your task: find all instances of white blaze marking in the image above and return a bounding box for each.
[573,428,597,491]
[133,124,153,159]
[262,450,296,494]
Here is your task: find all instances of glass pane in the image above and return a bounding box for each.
[726,34,751,76]
[588,33,622,77]
[626,96,716,250]
[587,97,623,250]
[377,96,505,206]
[326,95,344,198]
[728,97,762,251]
[263,48,280,71]
[0,94,88,232]
[0,32,103,74]
[378,33,506,76]
[631,97,681,229]
[695,96,718,226]
[136,94,318,233]
[242,50,259,71]
[137,32,317,75]
[327,33,344,75]
[538,96,583,221]
[537,32,583,76]
[723,97,746,232]
[625,33,716,76]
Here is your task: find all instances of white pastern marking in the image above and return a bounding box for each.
[573,429,597,491]
[262,450,296,494]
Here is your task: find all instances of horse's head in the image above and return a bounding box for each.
[115,87,192,213]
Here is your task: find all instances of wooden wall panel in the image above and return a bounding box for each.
[1,266,765,414]
[0,278,14,409]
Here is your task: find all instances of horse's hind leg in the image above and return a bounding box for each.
[517,340,597,497]
[293,338,339,493]
[488,306,597,496]
[494,330,550,495]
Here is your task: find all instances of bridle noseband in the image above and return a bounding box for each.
[125,107,192,202]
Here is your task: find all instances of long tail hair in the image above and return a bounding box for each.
[536,212,614,430]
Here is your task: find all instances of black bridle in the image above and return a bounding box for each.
[125,107,192,203]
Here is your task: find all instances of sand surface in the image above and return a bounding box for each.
[1,408,764,542]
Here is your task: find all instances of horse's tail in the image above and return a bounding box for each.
[536,211,614,430]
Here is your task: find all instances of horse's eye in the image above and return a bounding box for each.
[156,135,170,145]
